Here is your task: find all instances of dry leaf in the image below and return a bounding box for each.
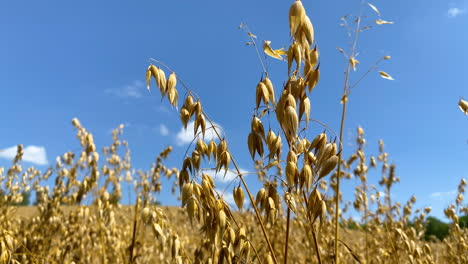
[459,98,468,115]
[339,239,362,263]
[247,32,257,38]
[350,57,359,71]
[378,71,394,80]
[376,19,394,25]
[263,41,286,60]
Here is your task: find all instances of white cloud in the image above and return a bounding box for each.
[430,190,457,198]
[159,124,169,136]
[378,191,387,197]
[215,188,236,208]
[0,145,48,165]
[105,80,144,98]
[448,7,466,17]
[350,214,362,223]
[203,168,249,183]
[175,120,224,146]
[156,105,171,114]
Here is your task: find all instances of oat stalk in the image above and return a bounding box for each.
[129,196,140,264]
[150,58,279,263]
[334,1,365,262]
[284,203,291,264]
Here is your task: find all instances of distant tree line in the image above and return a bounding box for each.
[0,190,31,206]
[425,216,468,241]
[345,215,468,242]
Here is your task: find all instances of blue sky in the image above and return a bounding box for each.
[1,0,467,220]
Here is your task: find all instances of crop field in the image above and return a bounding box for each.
[1,0,468,263]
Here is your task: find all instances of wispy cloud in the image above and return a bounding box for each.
[105,80,144,98]
[156,105,172,114]
[175,120,224,146]
[215,188,236,208]
[0,145,48,165]
[203,168,248,183]
[448,7,466,17]
[430,190,457,199]
[159,124,169,136]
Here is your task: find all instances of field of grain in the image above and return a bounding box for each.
[2,0,468,263]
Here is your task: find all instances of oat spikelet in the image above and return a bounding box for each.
[168,86,178,108]
[181,182,193,206]
[208,140,217,160]
[146,65,152,91]
[180,108,190,129]
[256,187,266,206]
[262,76,275,103]
[247,132,256,159]
[167,72,177,91]
[301,164,313,190]
[299,96,311,126]
[234,186,245,210]
[284,105,298,142]
[196,139,208,156]
[287,44,295,75]
[319,155,338,179]
[303,15,314,46]
[256,81,270,107]
[293,41,302,72]
[157,68,167,95]
[459,98,468,115]
[289,0,306,37]
[284,192,297,213]
[286,161,298,186]
[306,64,320,93]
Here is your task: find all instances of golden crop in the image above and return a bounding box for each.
[1,1,467,264]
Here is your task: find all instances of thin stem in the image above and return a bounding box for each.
[302,190,322,264]
[250,240,264,264]
[218,190,263,263]
[334,2,364,263]
[241,23,268,74]
[284,206,291,264]
[4,230,40,263]
[311,229,322,264]
[348,57,384,93]
[237,168,279,264]
[308,118,340,141]
[386,186,392,221]
[334,98,347,264]
[129,196,140,264]
[362,176,369,264]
